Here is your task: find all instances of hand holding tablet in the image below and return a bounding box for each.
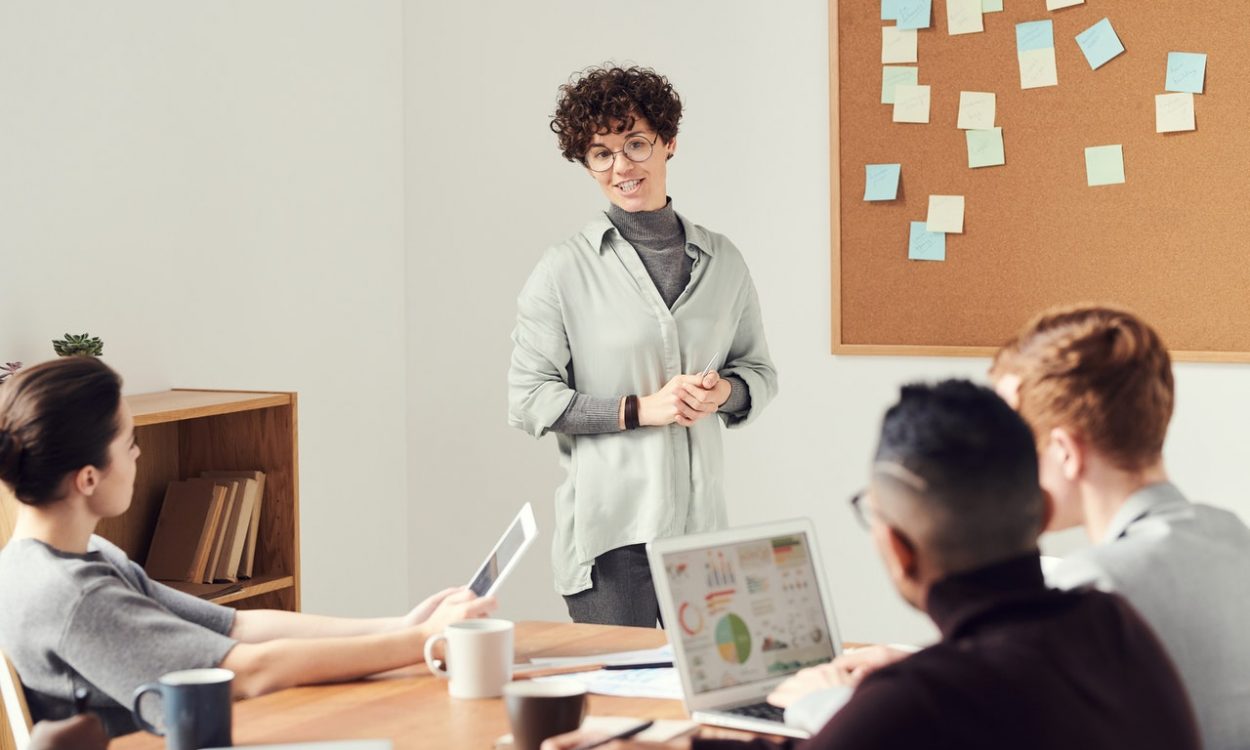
[468,502,539,597]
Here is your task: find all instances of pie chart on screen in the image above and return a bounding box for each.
[716,613,752,664]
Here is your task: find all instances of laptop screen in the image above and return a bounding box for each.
[659,531,837,694]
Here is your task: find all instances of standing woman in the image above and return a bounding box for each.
[509,65,778,626]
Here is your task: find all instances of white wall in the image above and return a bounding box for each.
[406,0,1250,645]
[0,1,410,616]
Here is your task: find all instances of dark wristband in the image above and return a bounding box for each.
[624,395,641,430]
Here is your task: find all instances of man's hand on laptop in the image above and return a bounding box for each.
[767,646,911,707]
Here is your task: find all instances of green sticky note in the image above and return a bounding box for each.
[1085,145,1125,186]
[967,128,1005,168]
[882,66,919,104]
[983,0,1003,11]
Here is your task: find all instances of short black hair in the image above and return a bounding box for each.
[874,379,1043,571]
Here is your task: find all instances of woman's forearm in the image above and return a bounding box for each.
[231,609,401,643]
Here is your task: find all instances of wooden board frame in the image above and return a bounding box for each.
[829,0,1250,363]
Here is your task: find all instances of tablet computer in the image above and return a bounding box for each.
[467,502,538,597]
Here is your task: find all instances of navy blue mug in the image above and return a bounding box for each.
[131,668,233,750]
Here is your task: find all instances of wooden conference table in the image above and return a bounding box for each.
[113,621,747,750]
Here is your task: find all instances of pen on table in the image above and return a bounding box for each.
[73,687,90,715]
[601,661,673,671]
[569,720,654,750]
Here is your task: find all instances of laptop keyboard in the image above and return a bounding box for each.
[724,701,786,723]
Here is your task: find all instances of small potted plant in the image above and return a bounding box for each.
[52,333,104,358]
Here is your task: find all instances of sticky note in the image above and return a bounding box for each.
[865,164,902,201]
[1016,21,1054,53]
[1167,52,1207,94]
[909,222,946,261]
[1075,18,1124,70]
[1047,0,1083,9]
[892,84,932,123]
[896,0,932,30]
[1085,145,1125,186]
[1156,93,1195,133]
[1018,48,1059,89]
[882,27,918,64]
[967,128,1005,168]
[947,0,984,35]
[957,91,996,129]
[882,66,919,104]
[882,0,903,20]
[983,0,1003,12]
[926,195,964,233]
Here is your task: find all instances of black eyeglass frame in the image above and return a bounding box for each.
[582,132,660,172]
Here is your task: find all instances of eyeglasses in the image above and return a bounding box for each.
[849,490,872,531]
[583,133,659,172]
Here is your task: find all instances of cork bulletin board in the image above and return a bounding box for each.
[830,0,1250,361]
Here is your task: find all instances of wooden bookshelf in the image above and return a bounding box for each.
[0,389,300,612]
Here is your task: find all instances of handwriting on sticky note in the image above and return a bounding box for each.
[966,128,1005,168]
[882,66,919,104]
[896,0,932,30]
[1085,145,1125,187]
[957,92,996,129]
[865,164,902,201]
[1155,93,1195,133]
[882,27,918,64]
[1016,20,1054,53]
[1018,48,1058,89]
[947,0,983,35]
[926,195,965,234]
[1075,18,1124,70]
[1166,52,1207,94]
[892,84,931,123]
[909,222,946,262]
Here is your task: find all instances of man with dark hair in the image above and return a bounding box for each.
[544,380,1200,750]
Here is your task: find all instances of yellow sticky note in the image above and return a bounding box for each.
[926,195,965,233]
[957,91,996,129]
[1155,93,1195,133]
[882,27,918,64]
[892,84,931,123]
[947,0,984,35]
[1018,48,1058,89]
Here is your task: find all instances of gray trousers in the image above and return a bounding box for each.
[563,543,662,628]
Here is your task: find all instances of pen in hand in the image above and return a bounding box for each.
[73,687,90,715]
[699,353,720,382]
[569,720,654,750]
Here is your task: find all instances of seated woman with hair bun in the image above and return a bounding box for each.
[0,357,495,737]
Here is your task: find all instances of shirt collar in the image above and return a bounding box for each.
[925,553,1051,640]
[579,206,714,256]
[1100,481,1189,544]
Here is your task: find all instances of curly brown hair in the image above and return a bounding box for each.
[550,65,682,164]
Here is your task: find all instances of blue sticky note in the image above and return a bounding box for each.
[908,222,946,261]
[896,0,932,30]
[1016,20,1054,53]
[1167,52,1207,93]
[865,164,902,201]
[881,66,919,104]
[882,0,903,20]
[1075,18,1124,70]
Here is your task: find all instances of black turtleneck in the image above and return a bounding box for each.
[695,553,1200,750]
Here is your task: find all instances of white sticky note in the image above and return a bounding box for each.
[1046,0,1083,9]
[882,27,919,64]
[892,84,932,123]
[983,0,1004,12]
[957,91,996,129]
[1018,47,1058,89]
[1155,93,1195,133]
[926,195,965,233]
[1085,145,1125,186]
[946,0,984,35]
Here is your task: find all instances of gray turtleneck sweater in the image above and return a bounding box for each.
[551,201,749,435]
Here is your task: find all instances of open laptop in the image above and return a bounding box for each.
[647,519,842,739]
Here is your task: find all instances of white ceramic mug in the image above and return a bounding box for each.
[423,618,514,698]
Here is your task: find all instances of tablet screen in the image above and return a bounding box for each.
[469,515,528,596]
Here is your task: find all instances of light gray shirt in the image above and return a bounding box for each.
[509,210,778,595]
[1048,483,1250,750]
[0,535,237,736]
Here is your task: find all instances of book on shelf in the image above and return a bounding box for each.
[202,480,239,583]
[201,470,266,579]
[145,479,227,582]
[209,476,257,583]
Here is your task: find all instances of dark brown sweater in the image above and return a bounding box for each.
[695,554,1201,750]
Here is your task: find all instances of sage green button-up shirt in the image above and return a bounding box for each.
[508,211,778,595]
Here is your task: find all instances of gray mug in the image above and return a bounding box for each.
[131,668,234,750]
